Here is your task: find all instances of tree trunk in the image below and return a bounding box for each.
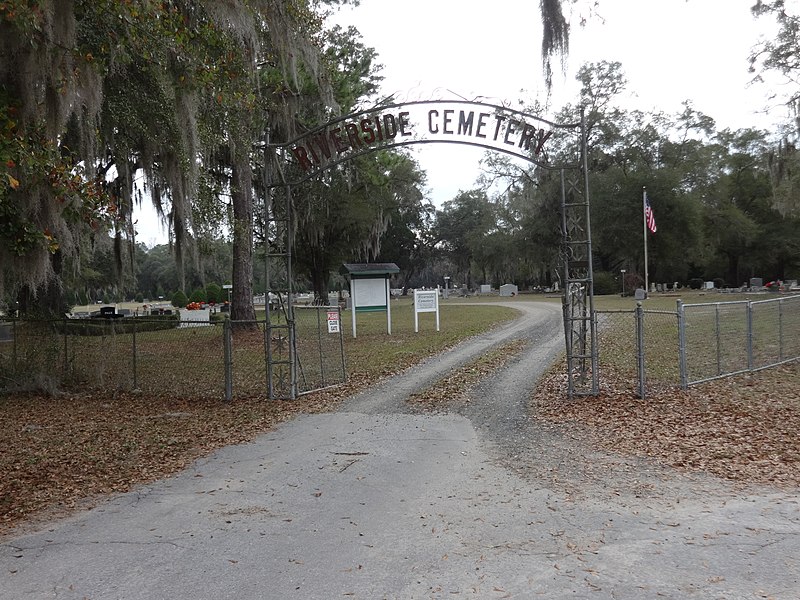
[311,252,329,304]
[727,253,740,288]
[230,157,256,325]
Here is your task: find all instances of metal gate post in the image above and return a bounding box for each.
[677,299,688,389]
[223,317,232,402]
[746,300,754,371]
[635,301,646,399]
[264,139,297,400]
[560,108,597,397]
[779,298,785,361]
[338,305,347,383]
[715,304,722,376]
[62,316,68,378]
[132,318,138,390]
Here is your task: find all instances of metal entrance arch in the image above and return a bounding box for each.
[263,99,597,399]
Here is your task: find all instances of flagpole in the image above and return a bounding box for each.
[642,187,649,297]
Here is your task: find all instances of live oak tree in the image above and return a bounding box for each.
[0,1,343,318]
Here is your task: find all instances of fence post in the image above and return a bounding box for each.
[636,301,646,399]
[12,318,18,370]
[132,318,138,390]
[223,317,232,402]
[746,300,754,371]
[316,307,326,388]
[338,305,347,383]
[715,304,722,376]
[63,316,68,379]
[677,299,688,389]
[778,298,785,362]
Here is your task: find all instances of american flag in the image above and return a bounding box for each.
[645,194,657,234]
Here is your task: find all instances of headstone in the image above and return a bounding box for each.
[656,283,663,292]
[480,284,491,294]
[499,283,518,297]
[674,281,679,290]
[634,288,647,300]
[750,277,763,289]
[704,281,714,290]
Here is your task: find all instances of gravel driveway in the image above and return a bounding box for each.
[1,301,798,599]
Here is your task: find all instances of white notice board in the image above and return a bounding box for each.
[353,278,388,309]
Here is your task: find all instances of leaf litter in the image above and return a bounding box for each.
[2,348,797,537]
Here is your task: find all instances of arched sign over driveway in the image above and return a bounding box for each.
[277,100,580,184]
[265,99,597,399]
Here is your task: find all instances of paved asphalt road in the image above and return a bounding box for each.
[1,301,798,599]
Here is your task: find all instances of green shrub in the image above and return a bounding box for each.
[172,290,188,308]
[593,271,619,295]
[189,288,206,303]
[206,283,223,304]
[59,314,180,336]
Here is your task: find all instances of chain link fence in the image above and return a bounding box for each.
[597,294,800,397]
[0,305,345,400]
[3,297,796,400]
[680,294,800,386]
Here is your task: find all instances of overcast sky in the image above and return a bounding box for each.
[135,0,790,245]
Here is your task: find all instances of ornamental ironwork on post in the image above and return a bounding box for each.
[264,99,597,399]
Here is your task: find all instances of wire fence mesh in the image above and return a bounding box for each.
[2,297,796,400]
[682,294,800,384]
[294,306,346,393]
[595,310,639,395]
[595,308,680,397]
[0,306,345,400]
[597,295,800,396]
[751,295,800,370]
[681,301,750,384]
[642,309,681,391]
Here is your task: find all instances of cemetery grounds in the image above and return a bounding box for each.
[0,292,798,537]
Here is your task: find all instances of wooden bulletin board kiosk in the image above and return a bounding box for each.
[341,263,399,338]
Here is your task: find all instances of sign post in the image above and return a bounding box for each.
[413,289,440,333]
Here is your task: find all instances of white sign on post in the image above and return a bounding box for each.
[327,311,340,334]
[413,289,440,332]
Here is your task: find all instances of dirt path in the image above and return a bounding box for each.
[340,300,564,415]
[1,301,798,599]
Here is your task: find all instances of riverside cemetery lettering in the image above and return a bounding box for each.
[290,105,555,173]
